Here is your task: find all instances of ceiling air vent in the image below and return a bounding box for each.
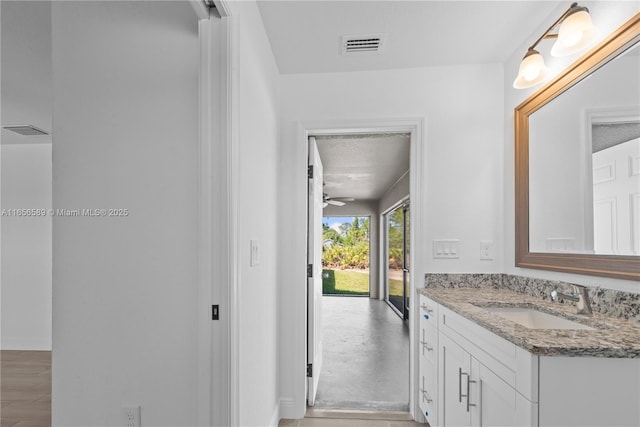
[341,34,386,55]
[2,125,49,136]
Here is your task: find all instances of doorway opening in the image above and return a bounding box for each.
[322,216,370,296]
[307,131,411,412]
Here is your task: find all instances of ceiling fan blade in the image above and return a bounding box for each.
[327,200,345,206]
[331,197,355,202]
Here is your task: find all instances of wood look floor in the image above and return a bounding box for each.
[0,351,51,427]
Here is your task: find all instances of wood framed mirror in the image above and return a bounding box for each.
[515,13,640,280]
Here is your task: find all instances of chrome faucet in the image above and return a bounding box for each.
[551,284,593,315]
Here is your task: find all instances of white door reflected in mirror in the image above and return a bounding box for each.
[593,136,640,255]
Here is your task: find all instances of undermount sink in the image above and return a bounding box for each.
[482,306,595,330]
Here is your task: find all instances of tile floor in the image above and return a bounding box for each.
[278,408,424,427]
[0,350,51,427]
[315,296,409,411]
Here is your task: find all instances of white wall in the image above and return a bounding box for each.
[379,171,409,215]
[51,2,200,425]
[504,1,640,292]
[227,1,282,426]
[278,63,504,415]
[1,143,52,350]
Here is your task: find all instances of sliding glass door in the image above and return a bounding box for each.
[385,202,410,320]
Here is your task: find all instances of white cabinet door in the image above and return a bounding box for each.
[440,333,472,427]
[472,361,517,427]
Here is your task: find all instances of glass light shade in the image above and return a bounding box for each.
[513,50,550,89]
[551,9,596,57]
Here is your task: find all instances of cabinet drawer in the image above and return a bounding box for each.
[440,305,516,381]
[419,324,437,365]
[419,357,437,422]
[419,295,438,330]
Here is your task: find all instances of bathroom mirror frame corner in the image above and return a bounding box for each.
[515,13,640,281]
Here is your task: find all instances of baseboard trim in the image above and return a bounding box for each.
[305,408,414,421]
[0,339,52,351]
[279,398,301,421]
[269,399,281,427]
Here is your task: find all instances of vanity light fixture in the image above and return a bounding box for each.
[513,2,597,89]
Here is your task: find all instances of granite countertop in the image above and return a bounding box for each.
[418,287,640,358]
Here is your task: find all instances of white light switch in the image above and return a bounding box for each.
[480,240,494,260]
[250,240,259,266]
[433,239,460,259]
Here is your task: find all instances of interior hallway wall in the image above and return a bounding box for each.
[1,143,52,350]
[503,1,640,293]
[278,63,504,417]
[379,171,409,215]
[227,1,282,426]
[51,1,200,424]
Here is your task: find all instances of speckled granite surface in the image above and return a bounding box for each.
[421,274,640,358]
[425,273,640,322]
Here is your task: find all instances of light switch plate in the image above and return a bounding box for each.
[250,240,259,267]
[433,239,460,259]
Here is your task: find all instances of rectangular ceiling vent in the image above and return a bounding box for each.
[341,34,386,55]
[2,125,49,136]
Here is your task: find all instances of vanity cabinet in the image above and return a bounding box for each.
[439,323,522,427]
[419,293,640,427]
[418,295,438,424]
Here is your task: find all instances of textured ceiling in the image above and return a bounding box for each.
[593,122,640,153]
[314,133,410,201]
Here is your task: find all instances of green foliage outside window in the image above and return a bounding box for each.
[322,217,370,269]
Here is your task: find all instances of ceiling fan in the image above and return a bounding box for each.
[323,193,355,208]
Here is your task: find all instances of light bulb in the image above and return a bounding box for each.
[522,54,544,80]
[513,49,549,89]
[551,7,596,57]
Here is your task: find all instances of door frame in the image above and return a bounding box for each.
[198,1,239,426]
[382,198,410,319]
[294,117,426,422]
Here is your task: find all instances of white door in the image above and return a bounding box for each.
[593,137,640,254]
[307,136,324,406]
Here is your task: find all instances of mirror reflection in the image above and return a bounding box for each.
[529,41,640,256]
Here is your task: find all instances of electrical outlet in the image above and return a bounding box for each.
[122,405,141,427]
[480,240,495,260]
